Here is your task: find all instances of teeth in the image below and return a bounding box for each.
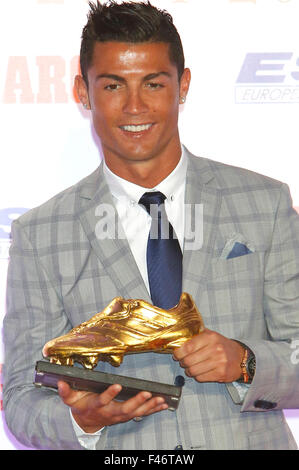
[121,124,152,132]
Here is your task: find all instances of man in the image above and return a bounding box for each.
[3,0,299,450]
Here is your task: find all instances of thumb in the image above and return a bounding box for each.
[57,380,94,407]
[57,380,72,400]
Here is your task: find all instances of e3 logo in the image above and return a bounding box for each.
[235,52,299,103]
[237,53,299,83]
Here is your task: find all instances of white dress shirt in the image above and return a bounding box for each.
[103,147,188,291]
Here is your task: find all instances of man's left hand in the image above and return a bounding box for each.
[172,329,245,383]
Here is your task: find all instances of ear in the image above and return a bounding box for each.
[179,68,191,104]
[74,75,90,109]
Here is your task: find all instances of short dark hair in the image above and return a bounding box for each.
[80,0,185,85]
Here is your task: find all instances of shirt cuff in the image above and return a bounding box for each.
[232,381,251,402]
[70,409,104,450]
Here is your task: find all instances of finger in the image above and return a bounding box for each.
[178,344,212,368]
[120,391,153,416]
[193,367,223,383]
[97,384,123,407]
[136,396,168,417]
[57,381,93,406]
[57,380,72,399]
[142,400,168,416]
[57,380,86,402]
[125,396,167,422]
[185,359,220,381]
[173,333,207,361]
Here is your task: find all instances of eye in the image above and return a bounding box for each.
[146,82,164,90]
[104,83,122,91]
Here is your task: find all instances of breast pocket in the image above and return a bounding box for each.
[202,252,265,337]
[207,252,262,280]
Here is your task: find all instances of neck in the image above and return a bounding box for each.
[103,141,182,188]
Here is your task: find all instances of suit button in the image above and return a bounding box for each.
[174,445,183,450]
[254,400,277,410]
[174,375,185,386]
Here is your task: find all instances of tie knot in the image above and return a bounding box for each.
[138,191,166,214]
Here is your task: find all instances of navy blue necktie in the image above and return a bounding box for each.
[139,191,182,309]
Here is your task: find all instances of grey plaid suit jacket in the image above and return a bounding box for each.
[3,147,299,450]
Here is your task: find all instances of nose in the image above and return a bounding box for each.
[122,88,148,115]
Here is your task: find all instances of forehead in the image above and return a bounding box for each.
[88,41,176,77]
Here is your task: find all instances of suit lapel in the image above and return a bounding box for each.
[77,164,151,302]
[182,150,222,301]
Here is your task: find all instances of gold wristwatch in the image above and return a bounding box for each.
[236,341,256,384]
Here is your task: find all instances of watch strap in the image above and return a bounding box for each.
[239,347,249,383]
[235,340,256,384]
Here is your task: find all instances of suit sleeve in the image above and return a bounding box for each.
[236,183,299,412]
[2,219,83,449]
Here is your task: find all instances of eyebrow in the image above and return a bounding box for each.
[95,71,172,83]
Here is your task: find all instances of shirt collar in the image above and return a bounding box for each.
[103,146,188,205]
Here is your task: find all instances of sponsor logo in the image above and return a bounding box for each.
[235,52,299,103]
[3,56,80,104]
[0,208,29,259]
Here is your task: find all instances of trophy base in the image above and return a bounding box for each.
[34,361,182,411]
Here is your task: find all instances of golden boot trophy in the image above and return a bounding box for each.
[35,293,204,410]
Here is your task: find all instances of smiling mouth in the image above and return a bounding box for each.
[120,123,153,132]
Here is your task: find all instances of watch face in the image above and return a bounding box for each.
[248,356,256,378]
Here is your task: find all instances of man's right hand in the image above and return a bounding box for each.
[58,381,168,433]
